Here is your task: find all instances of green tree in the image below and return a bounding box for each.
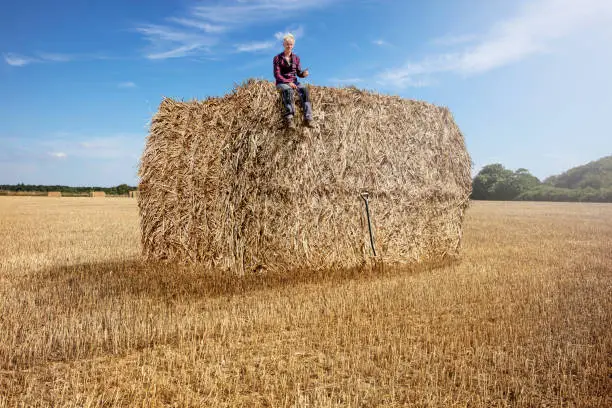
[472,164,516,200]
[116,184,130,195]
[514,168,540,191]
[545,155,612,189]
[472,165,540,200]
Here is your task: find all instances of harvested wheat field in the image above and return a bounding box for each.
[139,80,471,273]
[0,197,611,407]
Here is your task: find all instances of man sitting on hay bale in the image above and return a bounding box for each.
[273,33,313,129]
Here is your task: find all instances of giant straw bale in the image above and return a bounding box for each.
[138,79,471,273]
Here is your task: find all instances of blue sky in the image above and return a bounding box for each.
[2,0,611,186]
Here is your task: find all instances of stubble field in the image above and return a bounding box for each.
[0,197,610,407]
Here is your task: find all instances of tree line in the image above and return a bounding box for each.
[0,183,136,196]
[472,155,612,202]
[3,155,611,202]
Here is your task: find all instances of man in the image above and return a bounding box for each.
[273,33,313,129]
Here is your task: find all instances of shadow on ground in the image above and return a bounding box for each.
[16,257,456,301]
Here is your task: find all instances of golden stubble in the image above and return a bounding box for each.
[0,197,610,407]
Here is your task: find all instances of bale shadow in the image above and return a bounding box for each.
[16,257,457,302]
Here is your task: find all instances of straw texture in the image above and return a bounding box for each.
[138,79,471,273]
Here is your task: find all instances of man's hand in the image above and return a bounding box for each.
[302,69,309,78]
[289,82,298,89]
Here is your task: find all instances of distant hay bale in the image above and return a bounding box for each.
[47,191,61,197]
[129,190,139,198]
[138,79,472,273]
[90,191,106,198]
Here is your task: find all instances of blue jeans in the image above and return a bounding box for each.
[277,83,313,121]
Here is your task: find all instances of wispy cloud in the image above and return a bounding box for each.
[37,52,73,62]
[3,53,37,66]
[167,18,226,33]
[3,51,104,67]
[147,44,206,60]
[430,34,478,47]
[192,0,334,25]
[378,0,612,88]
[0,134,145,185]
[48,133,145,160]
[235,41,275,53]
[48,152,67,159]
[274,26,305,41]
[236,26,305,53]
[136,1,332,59]
[135,24,216,59]
[118,81,136,88]
[372,39,391,47]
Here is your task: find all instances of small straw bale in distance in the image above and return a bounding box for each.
[90,191,106,198]
[138,79,471,273]
[129,190,139,198]
[47,191,61,197]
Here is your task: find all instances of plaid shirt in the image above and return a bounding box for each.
[273,52,306,85]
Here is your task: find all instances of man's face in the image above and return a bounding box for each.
[283,39,294,53]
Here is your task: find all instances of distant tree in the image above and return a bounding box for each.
[472,165,540,200]
[545,155,612,189]
[116,184,130,195]
[514,168,540,191]
[516,185,612,202]
[472,164,509,200]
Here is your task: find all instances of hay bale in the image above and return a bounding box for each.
[90,191,106,198]
[129,190,139,198]
[47,191,61,197]
[138,79,471,273]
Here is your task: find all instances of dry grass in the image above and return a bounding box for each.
[0,197,610,407]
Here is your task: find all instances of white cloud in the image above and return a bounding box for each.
[235,41,275,53]
[147,43,207,60]
[4,53,36,66]
[37,52,73,62]
[118,81,136,88]
[430,34,478,47]
[3,51,99,66]
[0,134,145,185]
[136,24,217,59]
[167,18,226,33]
[274,26,305,41]
[136,1,333,59]
[236,26,304,54]
[372,39,390,47]
[378,0,612,88]
[53,133,145,160]
[192,0,333,25]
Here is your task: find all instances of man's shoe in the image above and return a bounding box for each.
[305,119,314,128]
[285,116,295,129]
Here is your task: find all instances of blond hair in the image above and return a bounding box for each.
[283,33,295,43]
